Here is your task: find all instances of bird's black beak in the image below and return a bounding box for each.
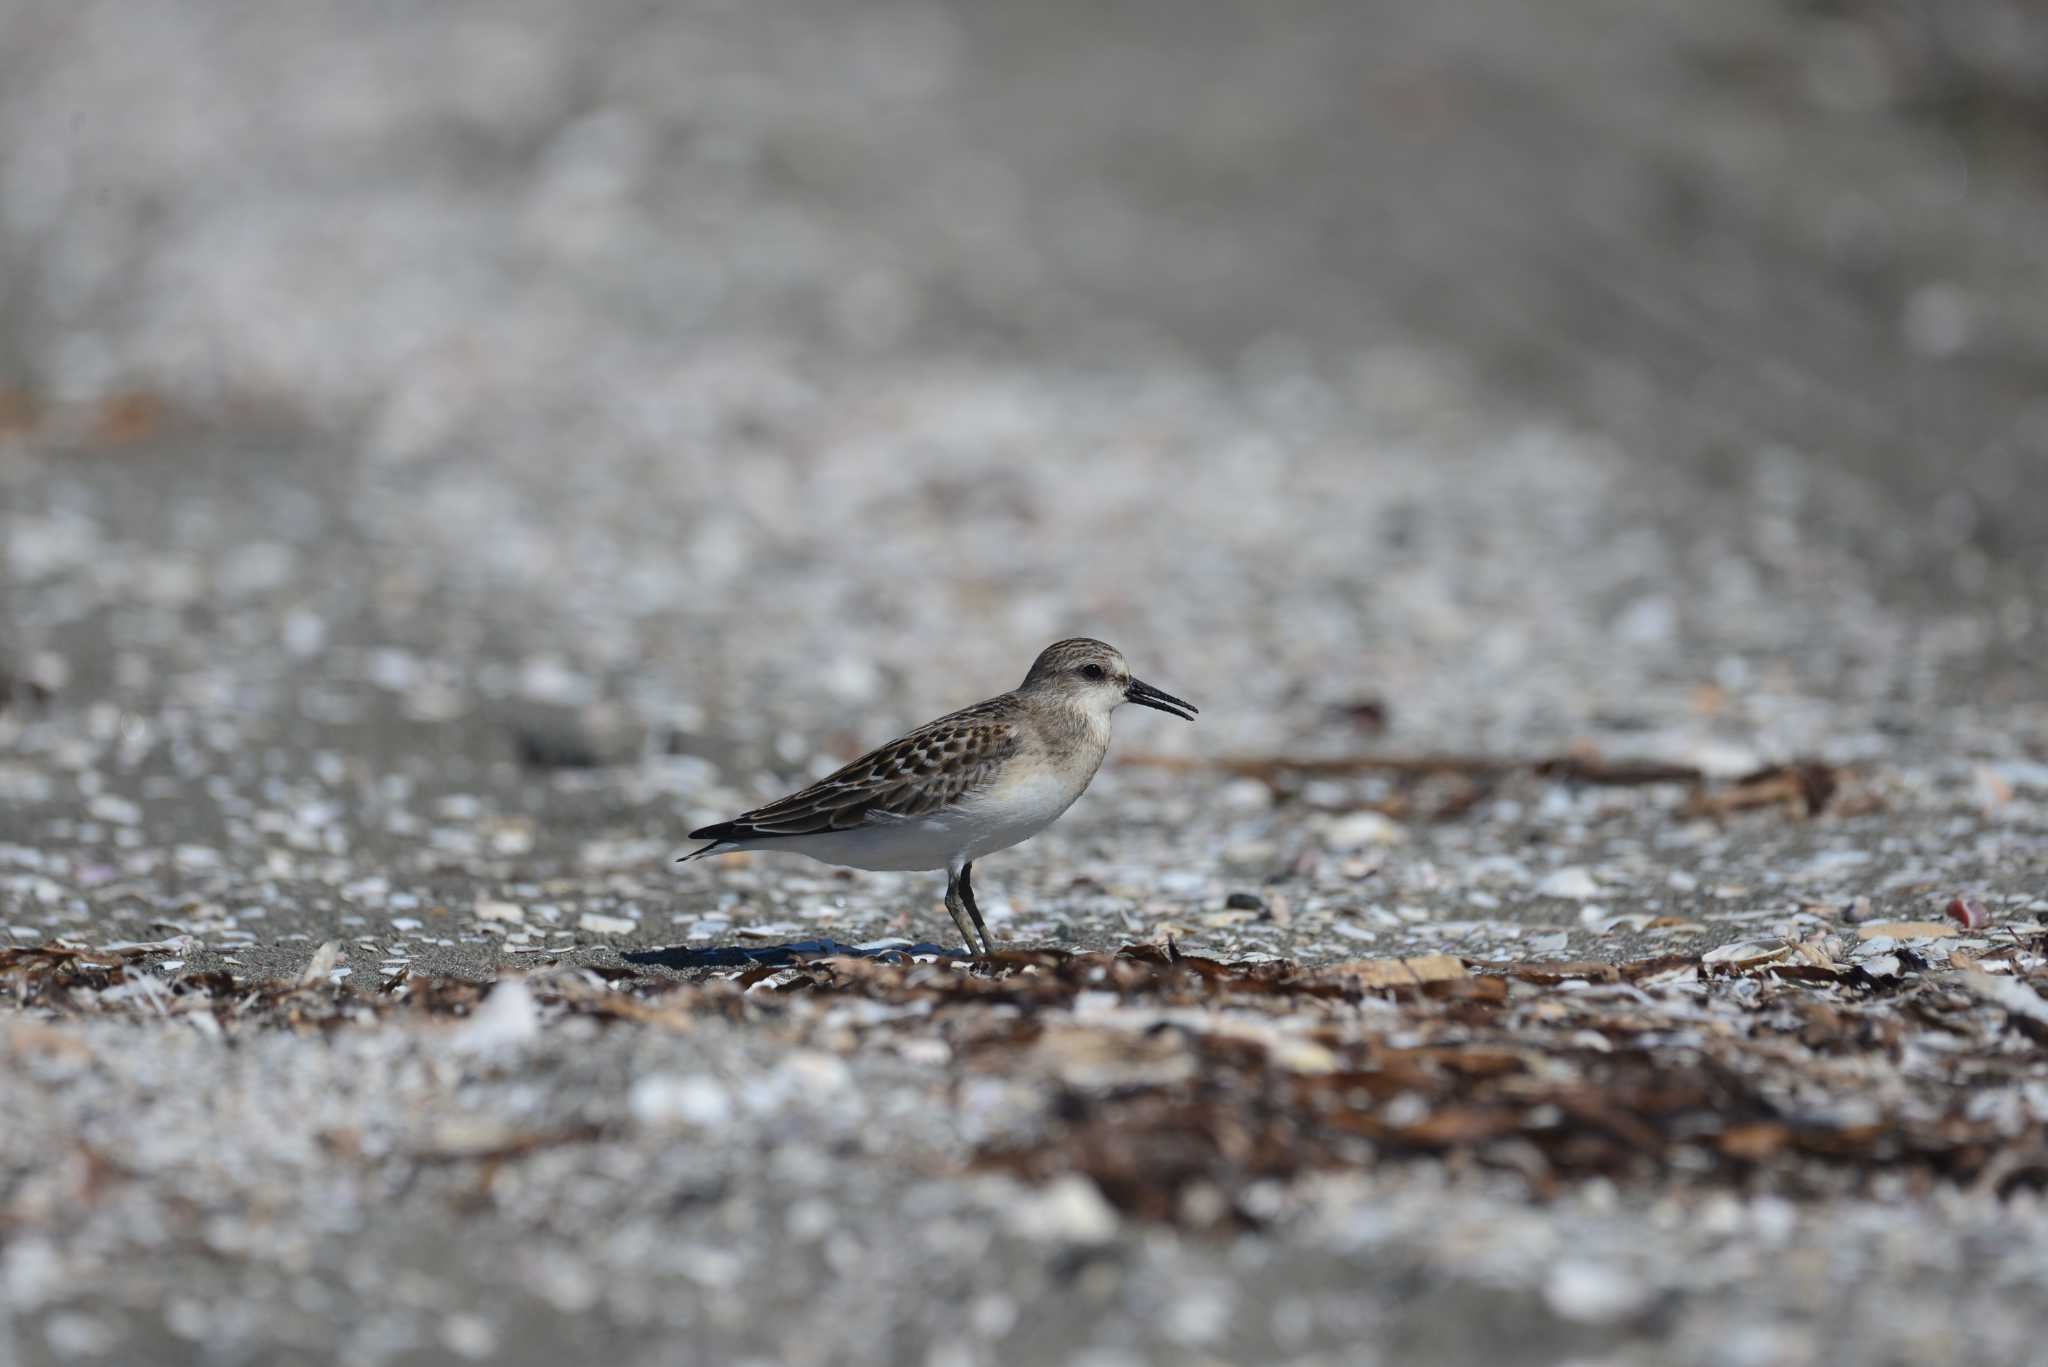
[1126,677,1198,721]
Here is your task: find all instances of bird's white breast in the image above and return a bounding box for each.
[958,765,1091,858]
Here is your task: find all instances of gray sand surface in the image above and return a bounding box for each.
[4,2,2046,1363]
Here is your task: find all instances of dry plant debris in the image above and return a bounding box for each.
[1119,750,1859,822]
[12,932,2048,1229]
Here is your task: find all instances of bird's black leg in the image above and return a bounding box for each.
[959,860,993,955]
[942,866,980,957]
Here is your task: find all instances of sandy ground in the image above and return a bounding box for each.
[4,1,2047,1363]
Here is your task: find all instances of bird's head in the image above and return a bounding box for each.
[1019,638,1197,722]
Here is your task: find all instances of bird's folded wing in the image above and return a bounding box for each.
[715,705,1021,838]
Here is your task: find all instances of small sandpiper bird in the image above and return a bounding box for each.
[679,639,1197,954]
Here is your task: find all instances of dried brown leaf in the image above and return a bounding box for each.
[1718,1122,1791,1160]
[1330,954,1467,989]
[1687,760,1841,818]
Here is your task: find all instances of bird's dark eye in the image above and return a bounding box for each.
[1080,663,1106,681]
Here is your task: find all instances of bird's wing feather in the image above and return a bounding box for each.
[694,699,1021,840]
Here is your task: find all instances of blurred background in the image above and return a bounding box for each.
[2,0,2044,818]
[4,0,2044,759]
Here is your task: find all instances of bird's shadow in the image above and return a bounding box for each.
[622,938,962,970]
